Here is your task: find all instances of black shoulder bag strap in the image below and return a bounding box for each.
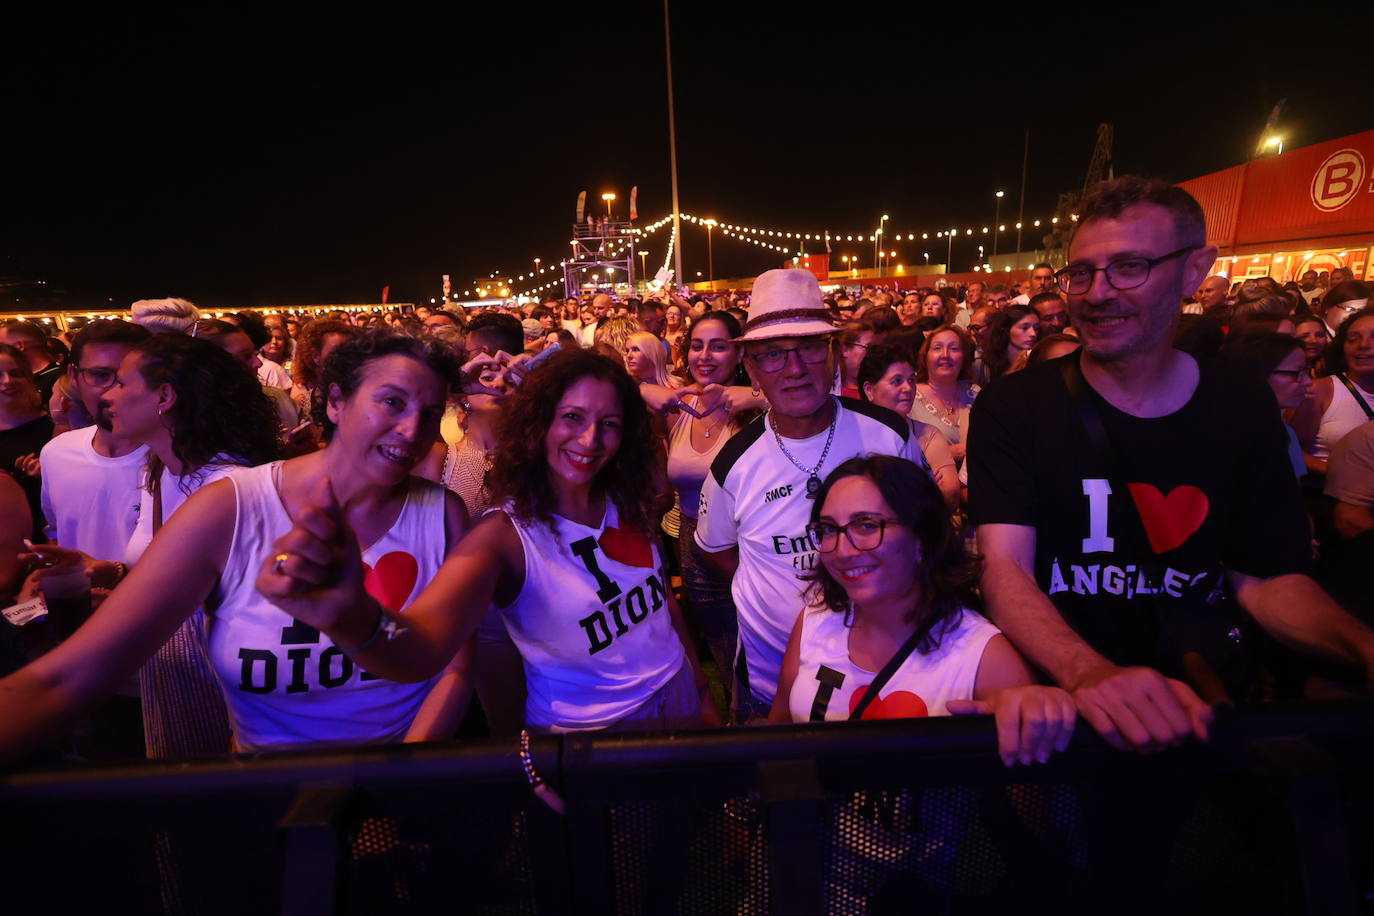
[849,625,926,720]
[1058,358,1237,705]
[1336,373,1374,421]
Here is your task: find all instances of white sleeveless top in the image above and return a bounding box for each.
[208,462,447,752]
[1314,376,1374,461]
[497,500,685,730]
[787,605,999,722]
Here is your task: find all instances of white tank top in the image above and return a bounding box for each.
[498,500,685,730]
[1314,376,1374,461]
[208,462,446,752]
[787,605,999,722]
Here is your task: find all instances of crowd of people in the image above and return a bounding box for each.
[1,175,1373,785]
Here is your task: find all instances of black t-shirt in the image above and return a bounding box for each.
[0,414,54,541]
[968,351,1311,673]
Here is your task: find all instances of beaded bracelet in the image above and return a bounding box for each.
[519,729,566,814]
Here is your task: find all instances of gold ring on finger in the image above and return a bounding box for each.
[273,552,291,576]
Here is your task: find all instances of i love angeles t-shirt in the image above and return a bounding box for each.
[967,351,1311,672]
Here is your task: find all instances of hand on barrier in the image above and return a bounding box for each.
[1068,664,1212,753]
[256,475,370,639]
[949,685,1077,767]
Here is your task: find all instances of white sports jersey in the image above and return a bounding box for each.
[694,396,922,704]
[498,500,685,730]
[39,426,148,560]
[787,606,999,722]
[208,462,446,751]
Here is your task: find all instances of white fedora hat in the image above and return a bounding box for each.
[734,269,836,342]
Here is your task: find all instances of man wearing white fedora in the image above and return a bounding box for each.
[695,268,924,721]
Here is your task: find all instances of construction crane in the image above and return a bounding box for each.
[1044,123,1113,266]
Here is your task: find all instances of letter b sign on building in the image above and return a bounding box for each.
[1311,149,1365,212]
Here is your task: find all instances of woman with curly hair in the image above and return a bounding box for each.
[288,318,358,418]
[769,455,1075,766]
[256,347,718,735]
[5,330,474,759]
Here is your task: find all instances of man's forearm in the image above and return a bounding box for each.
[1236,572,1374,677]
[981,555,1112,689]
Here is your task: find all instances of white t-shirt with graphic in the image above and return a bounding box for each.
[498,500,685,731]
[694,397,922,704]
[39,426,148,560]
[208,462,447,752]
[787,606,999,722]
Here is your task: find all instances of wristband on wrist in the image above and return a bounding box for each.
[335,601,408,655]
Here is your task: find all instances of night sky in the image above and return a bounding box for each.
[5,5,1372,310]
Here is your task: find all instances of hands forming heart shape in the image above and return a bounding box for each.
[678,384,726,419]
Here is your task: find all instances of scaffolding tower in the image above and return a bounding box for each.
[564,217,637,299]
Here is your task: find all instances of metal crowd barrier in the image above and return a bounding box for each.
[3,699,1373,915]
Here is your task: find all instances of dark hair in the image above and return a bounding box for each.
[1174,315,1226,363]
[292,319,357,391]
[805,456,980,654]
[1028,291,1065,311]
[864,306,901,336]
[675,310,749,387]
[549,328,579,350]
[427,309,462,327]
[1322,307,1374,376]
[839,319,875,349]
[70,319,151,367]
[488,348,657,536]
[1076,175,1207,249]
[313,329,461,440]
[190,318,244,345]
[1026,333,1082,367]
[529,306,552,321]
[1,320,51,354]
[233,311,270,349]
[1218,332,1302,390]
[466,312,524,356]
[1228,311,1288,337]
[984,304,1037,379]
[1323,281,1372,312]
[913,324,974,383]
[856,343,918,402]
[133,334,280,490]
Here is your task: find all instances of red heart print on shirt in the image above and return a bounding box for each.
[363,551,419,611]
[599,525,655,568]
[1127,483,1209,554]
[849,686,929,719]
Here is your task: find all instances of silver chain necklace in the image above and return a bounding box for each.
[770,399,838,498]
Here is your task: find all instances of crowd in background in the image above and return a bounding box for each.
[0,177,1372,779]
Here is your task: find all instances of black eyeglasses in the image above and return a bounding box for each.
[73,366,119,389]
[809,515,902,553]
[1270,368,1312,381]
[1054,246,1199,295]
[745,338,832,373]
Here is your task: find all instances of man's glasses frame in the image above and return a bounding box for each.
[1054,246,1199,295]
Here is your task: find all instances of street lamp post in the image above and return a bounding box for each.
[704,219,716,287]
[946,228,954,273]
[874,214,889,275]
[602,192,616,219]
[638,250,649,291]
[992,191,1004,260]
